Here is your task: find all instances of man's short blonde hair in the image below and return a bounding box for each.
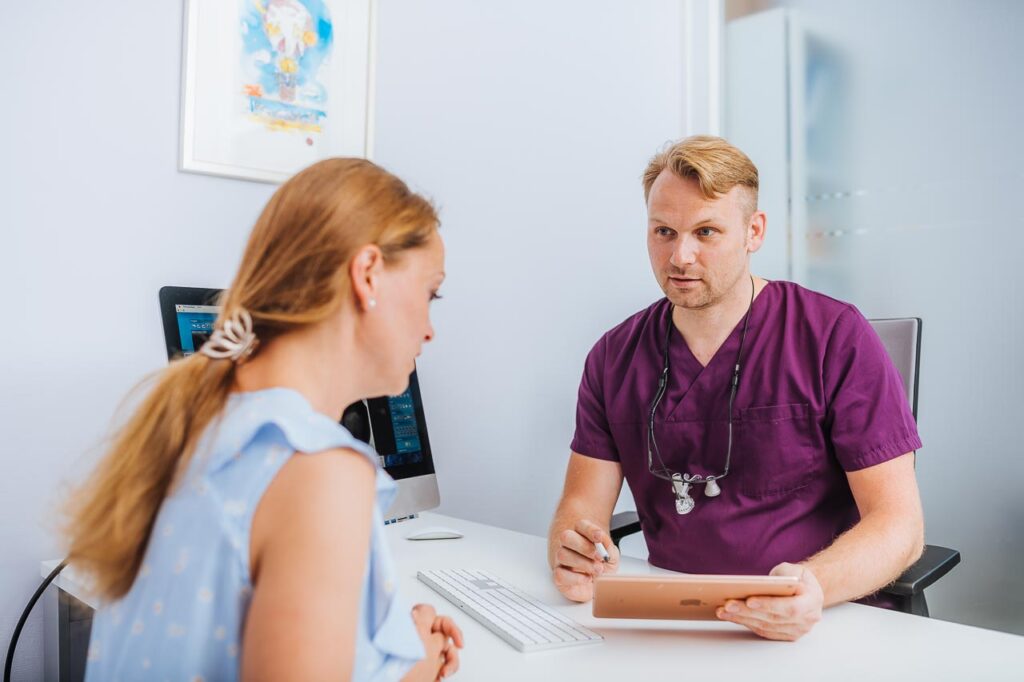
[642,136,759,216]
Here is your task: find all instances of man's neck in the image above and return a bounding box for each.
[672,275,765,365]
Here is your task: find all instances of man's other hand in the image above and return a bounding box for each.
[716,562,824,641]
[552,519,620,602]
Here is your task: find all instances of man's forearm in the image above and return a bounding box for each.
[803,511,924,606]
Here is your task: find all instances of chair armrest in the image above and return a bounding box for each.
[882,544,961,597]
[609,511,642,547]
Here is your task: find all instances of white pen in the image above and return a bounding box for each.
[594,541,610,563]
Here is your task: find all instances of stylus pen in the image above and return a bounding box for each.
[595,541,610,563]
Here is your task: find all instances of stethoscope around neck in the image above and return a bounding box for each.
[646,275,755,515]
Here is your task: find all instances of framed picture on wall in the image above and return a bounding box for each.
[180,0,375,183]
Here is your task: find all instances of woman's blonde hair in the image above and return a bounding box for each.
[642,135,759,215]
[64,158,439,600]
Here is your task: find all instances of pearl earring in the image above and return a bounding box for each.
[368,298,377,309]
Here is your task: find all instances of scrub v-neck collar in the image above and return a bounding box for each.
[660,281,774,421]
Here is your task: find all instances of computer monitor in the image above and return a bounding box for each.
[158,285,441,521]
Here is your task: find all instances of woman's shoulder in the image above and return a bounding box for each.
[196,388,379,477]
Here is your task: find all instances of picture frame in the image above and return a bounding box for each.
[180,0,375,183]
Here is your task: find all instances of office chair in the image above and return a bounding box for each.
[609,317,960,617]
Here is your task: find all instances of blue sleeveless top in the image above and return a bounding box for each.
[85,388,424,680]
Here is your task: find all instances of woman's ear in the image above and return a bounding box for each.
[349,244,384,312]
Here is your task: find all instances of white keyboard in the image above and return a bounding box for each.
[417,568,603,653]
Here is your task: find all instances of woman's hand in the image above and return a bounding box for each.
[431,613,464,679]
[403,604,464,681]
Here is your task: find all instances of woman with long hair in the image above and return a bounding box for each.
[64,158,463,680]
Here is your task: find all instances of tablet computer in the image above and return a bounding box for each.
[593,574,800,620]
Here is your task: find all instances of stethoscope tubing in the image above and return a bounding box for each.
[646,275,755,487]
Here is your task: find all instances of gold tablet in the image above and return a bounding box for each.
[593,574,800,620]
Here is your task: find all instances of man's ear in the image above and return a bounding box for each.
[349,244,384,312]
[746,211,767,254]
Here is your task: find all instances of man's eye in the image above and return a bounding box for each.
[655,227,674,237]
[430,291,443,302]
[697,227,715,237]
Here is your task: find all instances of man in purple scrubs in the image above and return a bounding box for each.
[547,136,924,641]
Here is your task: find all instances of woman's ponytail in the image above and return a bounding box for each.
[64,353,234,600]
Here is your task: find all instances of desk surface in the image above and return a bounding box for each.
[46,512,1023,680]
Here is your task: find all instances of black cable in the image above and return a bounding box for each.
[4,559,67,682]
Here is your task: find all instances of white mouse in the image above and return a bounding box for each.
[405,526,464,541]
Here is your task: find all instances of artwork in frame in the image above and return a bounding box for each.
[180,0,375,183]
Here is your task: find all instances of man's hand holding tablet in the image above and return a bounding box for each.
[715,562,824,641]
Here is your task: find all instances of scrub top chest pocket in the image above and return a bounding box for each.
[734,403,823,497]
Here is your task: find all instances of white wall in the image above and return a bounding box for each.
[372,0,691,537]
[1,1,696,678]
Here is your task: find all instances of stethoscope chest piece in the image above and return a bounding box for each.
[704,477,722,498]
[672,473,696,515]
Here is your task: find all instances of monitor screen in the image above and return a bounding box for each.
[158,286,439,506]
[364,372,435,480]
[159,286,223,361]
[174,304,218,356]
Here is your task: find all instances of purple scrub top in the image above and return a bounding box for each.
[571,281,921,576]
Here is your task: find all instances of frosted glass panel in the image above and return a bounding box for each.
[727,0,1024,635]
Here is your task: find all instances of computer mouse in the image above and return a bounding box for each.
[405,527,464,541]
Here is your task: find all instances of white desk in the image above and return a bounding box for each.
[45,512,1023,681]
